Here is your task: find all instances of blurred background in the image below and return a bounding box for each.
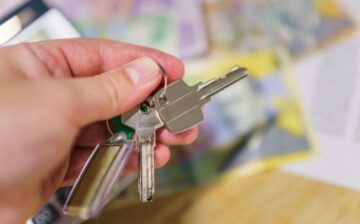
[1,0,360,223]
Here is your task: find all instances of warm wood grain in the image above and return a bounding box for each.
[87,171,360,224]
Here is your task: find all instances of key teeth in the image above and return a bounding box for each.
[230,66,240,72]
[138,186,154,202]
[197,66,248,101]
[229,66,246,73]
[139,195,152,202]
[140,189,153,202]
[137,136,155,203]
[146,194,153,202]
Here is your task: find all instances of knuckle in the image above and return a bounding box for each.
[97,73,123,114]
[182,128,199,145]
[48,81,81,127]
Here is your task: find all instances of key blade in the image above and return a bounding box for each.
[134,122,158,202]
[137,139,155,202]
[122,104,163,202]
[135,128,157,202]
[197,66,247,102]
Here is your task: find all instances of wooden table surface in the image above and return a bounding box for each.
[87,171,360,224]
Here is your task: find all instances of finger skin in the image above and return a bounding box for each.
[60,57,162,126]
[75,122,111,147]
[73,121,199,148]
[61,148,93,186]
[62,126,198,186]
[61,143,171,186]
[125,143,171,172]
[0,39,184,81]
[157,127,199,145]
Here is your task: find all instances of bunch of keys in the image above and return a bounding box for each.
[63,66,248,219]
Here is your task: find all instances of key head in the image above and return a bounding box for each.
[122,100,163,138]
[152,67,247,134]
[153,80,204,133]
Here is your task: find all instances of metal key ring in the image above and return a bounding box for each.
[157,63,168,103]
[106,119,115,136]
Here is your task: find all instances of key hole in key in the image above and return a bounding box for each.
[140,101,152,114]
[157,95,168,105]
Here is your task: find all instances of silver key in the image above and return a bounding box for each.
[121,66,247,202]
[122,101,163,202]
[152,66,248,133]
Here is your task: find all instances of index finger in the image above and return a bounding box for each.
[16,38,184,81]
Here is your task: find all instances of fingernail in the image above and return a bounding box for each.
[125,57,160,86]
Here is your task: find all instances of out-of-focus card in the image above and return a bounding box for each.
[46,0,208,59]
[282,32,360,191]
[204,0,356,58]
[0,0,48,45]
[0,0,79,46]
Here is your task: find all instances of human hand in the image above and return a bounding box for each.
[0,39,198,223]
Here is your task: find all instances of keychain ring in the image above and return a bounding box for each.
[157,63,168,103]
[106,119,115,136]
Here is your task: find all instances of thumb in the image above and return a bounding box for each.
[63,57,162,126]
